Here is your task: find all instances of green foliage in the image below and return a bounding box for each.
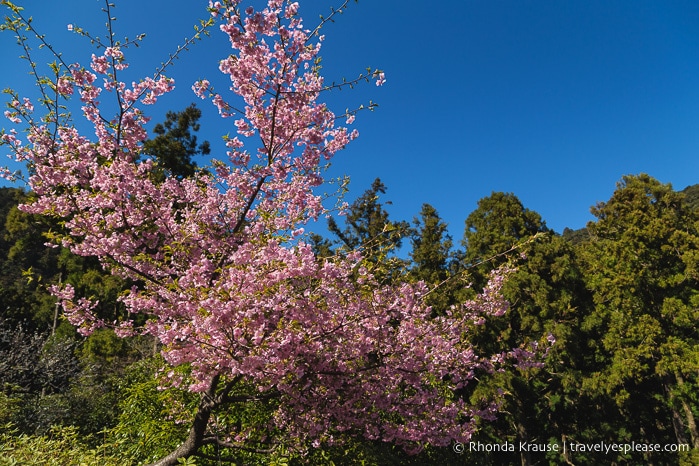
[3,171,699,465]
[0,322,80,397]
[462,230,596,465]
[580,174,699,460]
[297,441,457,466]
[177,457,199,465]
[327,179,408,254]
[681,183,699,212]
[103,359,291,466]
[141,103,211,181]
[322,178,410,282]
[462,192,549,258]
[561,225,590,245]
[0,321,134,438]
[0,187,128,332]
[461,191,549,289]
[0,395,22,427]
[0,188,61,329]
[0,424,126,466]
[408,203,461,313]
[679,448,699,466]
[102,357,192,464]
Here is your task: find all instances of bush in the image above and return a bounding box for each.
[0,424,127,466]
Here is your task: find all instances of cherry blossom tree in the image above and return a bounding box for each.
[1,1,546,464]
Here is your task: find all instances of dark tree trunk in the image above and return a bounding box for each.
[679,396,699,449]
[675,373,699,449]
[665,373,699,450]
[147,375,220,466]
[516,421,531,466]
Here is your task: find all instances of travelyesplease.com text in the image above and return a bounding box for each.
[453,440,690,455]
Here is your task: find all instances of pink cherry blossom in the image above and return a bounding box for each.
[0,0,548,462]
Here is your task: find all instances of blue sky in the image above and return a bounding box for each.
[1,0,698,242]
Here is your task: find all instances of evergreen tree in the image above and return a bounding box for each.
[1,189,63,329]
[459,194,593,465]
[681,183,699,212]
[462,191,549,288]
[141,104,211,181]
[581,174,699,462]
[323,178,410,279]
[410,204,453,282]
[328,178,409,251]
[408,203,459,313]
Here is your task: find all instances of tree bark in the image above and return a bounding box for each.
[666,380,689,446]
[665,373,699,450]
[515,420,531,466]
[679,396,699,449]
[675,372,699,449]
[147,375,220,466]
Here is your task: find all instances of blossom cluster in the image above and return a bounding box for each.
[0,0,546,455]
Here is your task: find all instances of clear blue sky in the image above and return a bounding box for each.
[2,0,698,241]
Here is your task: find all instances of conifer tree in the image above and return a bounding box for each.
[141,104,210,181]
[408,203,458,313]
[581,174,699,461]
